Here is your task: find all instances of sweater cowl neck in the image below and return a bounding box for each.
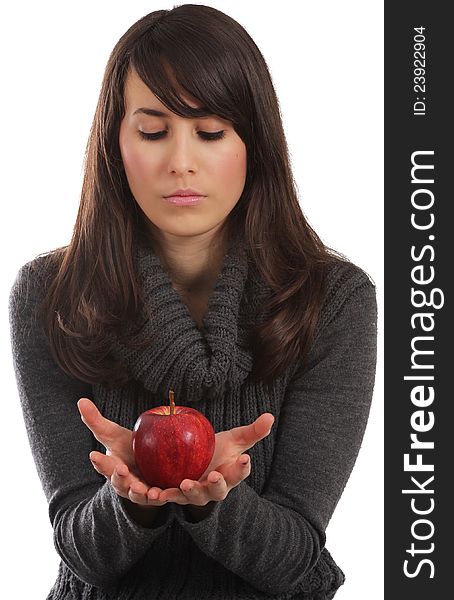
[112,233,256,405]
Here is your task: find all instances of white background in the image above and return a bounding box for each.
[1,1,383,598]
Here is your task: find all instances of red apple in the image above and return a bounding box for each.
[132,390,215,489]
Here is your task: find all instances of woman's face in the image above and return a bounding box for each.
[119,69,247,240]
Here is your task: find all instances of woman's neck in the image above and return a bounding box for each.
[148,223,228,294]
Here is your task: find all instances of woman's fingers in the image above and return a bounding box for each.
[85,401,259,508]
[205,470,229,499]
[152,455,251,506]
[177,459,249,506]
[177,473,227,504]
[78,398,126,449]
[158,487,188,504]
[111,463,131,498]
[89,451,116,478]
[90,453,132,488]
[110,464,148,504]
[111,464,166,506]
[146,487,165,502]
[230,412,275,449]
[238,453,251,470]
[89,453,165,506]
[126,476,152,505]
[223,454,251,486]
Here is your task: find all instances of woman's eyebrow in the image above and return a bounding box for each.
[133,107,169,117]
[132,107,216,119]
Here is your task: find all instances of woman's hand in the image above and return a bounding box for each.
[77,397,275,508]
[78,398,168,508]
[158,411,275,506]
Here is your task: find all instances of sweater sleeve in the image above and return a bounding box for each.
[8,259,176,593]
[172,271,378,596]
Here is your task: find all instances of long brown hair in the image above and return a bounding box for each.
[35,4,346,390]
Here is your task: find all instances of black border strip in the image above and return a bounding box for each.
[385,2,452,596]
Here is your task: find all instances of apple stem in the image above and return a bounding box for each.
[169,390,175,415]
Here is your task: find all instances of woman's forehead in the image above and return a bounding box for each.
[124,68,203,113]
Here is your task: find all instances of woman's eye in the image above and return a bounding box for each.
[138,130,225,142]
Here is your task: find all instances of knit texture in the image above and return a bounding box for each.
[8,239,377,600]
[110,234,255,405]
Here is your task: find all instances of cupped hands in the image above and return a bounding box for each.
[77,398,274,508]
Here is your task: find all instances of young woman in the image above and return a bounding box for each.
[9,4,377,599]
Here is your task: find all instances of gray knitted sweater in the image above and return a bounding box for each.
[8,241,377,600]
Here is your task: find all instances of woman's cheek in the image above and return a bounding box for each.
[220,149,247,196]
[123,144,155,183]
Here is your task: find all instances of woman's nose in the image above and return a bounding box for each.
[167,132,198,175]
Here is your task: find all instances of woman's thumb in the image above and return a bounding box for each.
[77,398,96,421]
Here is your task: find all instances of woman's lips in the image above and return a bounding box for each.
[164,195,205,206]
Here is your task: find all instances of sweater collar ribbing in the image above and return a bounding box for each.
[113,235,255,404]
